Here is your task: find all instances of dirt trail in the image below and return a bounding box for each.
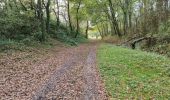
[0,43,107,100]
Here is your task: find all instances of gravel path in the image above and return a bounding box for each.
[1,43,107,100]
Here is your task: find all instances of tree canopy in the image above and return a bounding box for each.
[0,0,170,49]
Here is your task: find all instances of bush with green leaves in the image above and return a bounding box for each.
[0,11,40,40]
[0,10,87,47]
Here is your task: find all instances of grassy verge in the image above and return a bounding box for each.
[97,44,170,99]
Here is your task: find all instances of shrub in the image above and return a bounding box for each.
[0,11,40,40]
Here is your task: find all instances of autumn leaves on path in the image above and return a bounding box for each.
[32,44,107,100]
[0,44,107,100]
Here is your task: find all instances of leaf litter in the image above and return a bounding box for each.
[0,43,107,100]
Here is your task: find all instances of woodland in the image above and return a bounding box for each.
[0,0,170,53]
[0,0,170,99]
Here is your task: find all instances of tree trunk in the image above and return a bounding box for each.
[38,0,45,42]
[97,25,104,39]
[128,0,132,33]
[56,0,60,29]
[85,20,89,39]
[124,0,129,35]
[129,11,132,32]
[123,11,128,35]
[46,0,51,34]
[67,0,73,33]
[108,0,122,37]
[143,0,147,34]
[75,0,81,38]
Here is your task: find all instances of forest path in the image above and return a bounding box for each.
[31,42,107,100]
[0,42,107,100]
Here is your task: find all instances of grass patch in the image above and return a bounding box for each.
[97,44,170,99]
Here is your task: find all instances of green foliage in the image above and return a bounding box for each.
[142,20,170,57]
[55,31,87,46]
[157,20,170,43]
[0,39,25,52]
[97,44,170,99]
[0,9,86,49]
[0,11,40,40]
[47,21,87,46]
[33,32,44,41]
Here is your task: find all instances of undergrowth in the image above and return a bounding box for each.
[97,44,170,99]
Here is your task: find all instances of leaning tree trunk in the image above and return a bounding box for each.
[131,37,148,49]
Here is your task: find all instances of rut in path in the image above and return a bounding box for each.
[32,44,107,100]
